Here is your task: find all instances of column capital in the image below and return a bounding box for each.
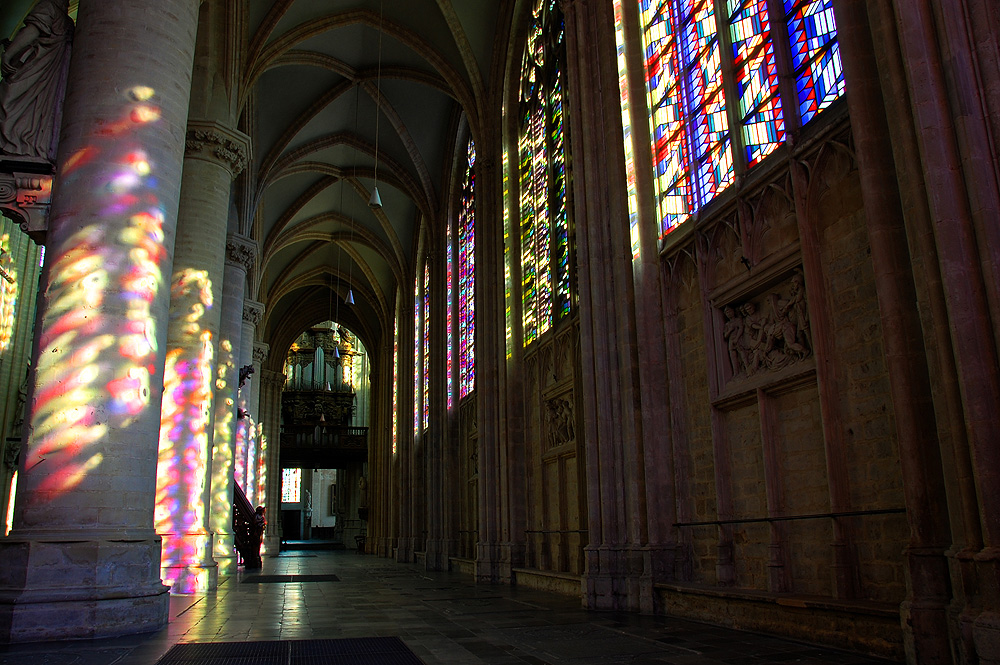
[253,342,269,365]
[260,368,285,389]
[226,233,257,272]
[185,119,250,176]
[0,169,52,245]
[243,299,264,326]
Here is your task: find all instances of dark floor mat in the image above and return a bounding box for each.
[240,574,340,583]
[155,637,424,664]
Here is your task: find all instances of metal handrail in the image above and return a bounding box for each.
[673,508,906,528]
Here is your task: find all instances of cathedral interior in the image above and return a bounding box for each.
[0,0,998,664]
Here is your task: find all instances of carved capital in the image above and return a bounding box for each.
[0,169,52,245]
[243,299,265,327]
[226,233,256,272]
[253,342,269,365]
[185,120,250,176]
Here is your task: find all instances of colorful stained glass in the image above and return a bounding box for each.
[459,139,476,399]
[613,0,642,259]
[281,468,300,503]
[642,0,734,236]
[785,0,843,123]
[622,0,843,243]
[730,0,785,165]
[447,219,454,411]
[518,0,570,346]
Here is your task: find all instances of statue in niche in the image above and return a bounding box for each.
[722,272,812,379]
[0,0,74,161]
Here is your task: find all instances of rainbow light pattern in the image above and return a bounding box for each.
[210,337,235,565]
[503,145,513,359]
[392,313,398,455]
[414,273,420,436]
[234,414,247,492]
[245,413,258,506]
[518,0,570,347]
[5,471,15,536]
[629,0,842,238]
[256,424,267,511]
[282,467,301,502]
[458,139,476,398]
[155,269,215,593]
[422,263,430,431]
[28,85,163,499]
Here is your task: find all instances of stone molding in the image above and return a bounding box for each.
[226,234,256,272]
[253,342,269,365]
[0,169,52,245]
[185,120,250,176]
[243,299,264,326]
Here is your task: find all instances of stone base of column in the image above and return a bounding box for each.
[0,536,169,642]
[262,534,281,560]
[584,545,628,611]
[159,533,219,593]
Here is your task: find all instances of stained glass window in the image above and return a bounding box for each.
[447,218,454,411]
[281,468,301,503]
[422,263,430,431]
[518,0,571,347]
[459,139,476,399]
[622,0,843,238]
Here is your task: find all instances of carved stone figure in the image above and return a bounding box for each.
[721,272,812,378]
[544,396,575,448]
[0,0,74,161]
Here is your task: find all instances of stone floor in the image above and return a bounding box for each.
[0,551,901,665]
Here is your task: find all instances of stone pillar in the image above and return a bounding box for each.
[258,368,284,556]
[249,341,269,505]
[209,233,255,575]
[155,121,248,593]
[0,0,199,641]
[236,299,263,495]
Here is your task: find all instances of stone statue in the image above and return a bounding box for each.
[0,0,74,161]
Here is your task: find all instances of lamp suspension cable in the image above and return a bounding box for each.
[369,0,384,210]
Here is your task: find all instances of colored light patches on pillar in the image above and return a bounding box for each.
[458,139,476,399]
[5,471,15,536]
[234,415,247,493]
[255,425,267,508]
[392,313,398,455]
[27,86,166,496]
[422,264,430,431]
[518,0,569,347]
[0,235,20,352]
[502,146,513,360]
[211,338,235,562]
[155,269,215,593]
[414,273,420,436]
[785,0,843,123]
[613,0,642,260]
[729,0,785,166]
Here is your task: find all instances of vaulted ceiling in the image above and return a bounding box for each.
[242,0,505,364]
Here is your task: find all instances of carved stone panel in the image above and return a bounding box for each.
[720,271,811,383]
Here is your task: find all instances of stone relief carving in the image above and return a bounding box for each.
[0,171,52,243]
[243,300,264,326]
[544,395,575,449]
[252,343,269,365]
[185,127,248,176]
[0,0,73,162]
[722,272,810,378]
[226,234,256,272]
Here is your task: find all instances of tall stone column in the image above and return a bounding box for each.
[248,342,269,505]
[258,368,284,556]
[155,121,248,593]
[209,234,254,575]
[0,0,199,641]
[236,300,263,495]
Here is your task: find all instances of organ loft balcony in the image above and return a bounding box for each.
[280,323,369,468]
